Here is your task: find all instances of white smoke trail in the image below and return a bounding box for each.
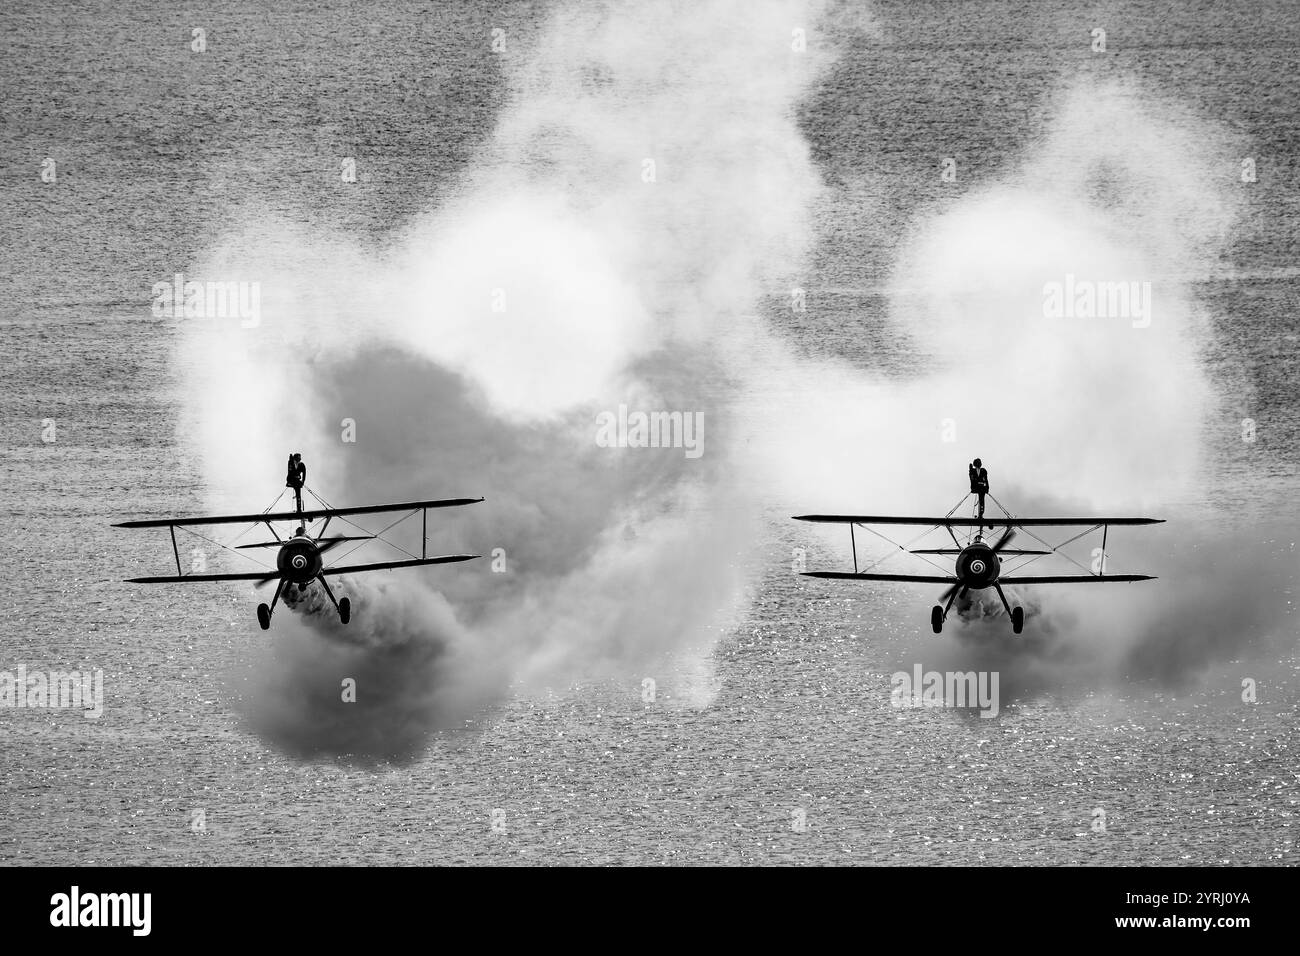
[748,76,1296,692]
[178,15,1292,757]
[179,0,833,761]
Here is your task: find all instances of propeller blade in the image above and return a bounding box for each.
[938,582,969,604]
[317,535,374,554]
[254,573,281,590]
[239,535,374,552]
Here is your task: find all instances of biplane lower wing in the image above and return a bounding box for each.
[127,556,480,584]
[803,572,1153,584]
[320,555,478,576]
[999,574,1155,584]
[793,515,1163,527]
[128,571,275,584]
[802,572,957,584]
[114,498,483,529]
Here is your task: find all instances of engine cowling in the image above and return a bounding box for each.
[277,536,322,584]
[955,542,1000,589]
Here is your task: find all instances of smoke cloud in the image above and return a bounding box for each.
[180,0,832,762]
[178,11,1295,758]
[755,77,1297,699]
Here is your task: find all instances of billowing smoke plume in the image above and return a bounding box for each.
[179,0,832,762]
[754,77,1297,697]
[179,9,1294,756]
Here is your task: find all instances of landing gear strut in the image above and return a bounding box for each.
[256,577,287,631]
[315,575,351,625]
[993,583,1024,634]
[931,586,966,634]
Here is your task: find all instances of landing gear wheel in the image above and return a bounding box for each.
[338,597,351,625]
[931,605,944,634]
[1011,606,1024,634]
[256,603,271,631]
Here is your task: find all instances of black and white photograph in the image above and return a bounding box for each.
[0,0,1295,928]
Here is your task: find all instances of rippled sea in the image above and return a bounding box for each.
[1,0,1297,864]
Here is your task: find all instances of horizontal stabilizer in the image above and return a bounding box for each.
[910,548,1053,556]
[234,534,375,549]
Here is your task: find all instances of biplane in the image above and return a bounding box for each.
[114,454,482,630]
[794,478,1162,634]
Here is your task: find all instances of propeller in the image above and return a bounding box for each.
[937,527,1019,603]
[991,526,1017,552]
[317,534,373,554]
[246,535,375,586]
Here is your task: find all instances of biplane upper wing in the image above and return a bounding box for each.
[793,515,1164,526]
[114,497,483,528]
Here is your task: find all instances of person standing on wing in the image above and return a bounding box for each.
[286,452,307,514]
[969,458,989,529]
